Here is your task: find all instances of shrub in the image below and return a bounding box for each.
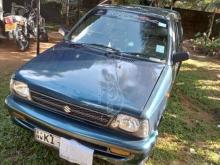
[193,32,220,56]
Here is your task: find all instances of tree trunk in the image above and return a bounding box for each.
[207,10,216,38]
[154,0,159,7]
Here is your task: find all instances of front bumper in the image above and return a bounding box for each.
[5,95,158,165]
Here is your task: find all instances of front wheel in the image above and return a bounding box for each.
[16,31,30,52]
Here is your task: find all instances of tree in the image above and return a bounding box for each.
[206,0,220,38]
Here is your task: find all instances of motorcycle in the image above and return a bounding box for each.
[27,7,48,42]
[10,1,48,42]
[0,0,6,40]
[4,14,30,51]
[3,1,48,51]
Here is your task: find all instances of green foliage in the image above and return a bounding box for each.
[117,0,220,10]
[207,0,220,11]
[193,32,220,56]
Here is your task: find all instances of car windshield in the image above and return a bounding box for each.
[69,8,169,61]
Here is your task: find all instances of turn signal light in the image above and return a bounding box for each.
[110,147,130,157]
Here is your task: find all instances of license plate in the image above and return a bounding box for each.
[5,23,17,32]
[35,129,94,165]
[59,137,94,165]
[35,129,60,148]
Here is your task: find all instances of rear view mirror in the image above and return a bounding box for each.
[173,52,189,63]
[58,26,70,40]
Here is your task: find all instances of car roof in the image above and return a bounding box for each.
[98,4,181,21]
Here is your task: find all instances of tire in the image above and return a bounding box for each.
[16,31,30,52]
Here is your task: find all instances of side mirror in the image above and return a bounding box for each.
[173,52,189,63]
[58,26,70,40]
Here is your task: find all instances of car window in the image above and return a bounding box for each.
[175,22,179,51]
[70,9,169,61]
[175,21,183,52]
[177,21,183,42]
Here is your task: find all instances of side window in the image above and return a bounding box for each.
[177,21,183,52]
[178,22,183,42]
[175,22,180,52]
[175,20,184,52]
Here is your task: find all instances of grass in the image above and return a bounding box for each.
[0,57,220,165]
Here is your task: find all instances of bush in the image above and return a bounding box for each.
[193,32,220,56]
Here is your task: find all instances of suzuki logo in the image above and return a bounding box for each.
[63,106,71,113]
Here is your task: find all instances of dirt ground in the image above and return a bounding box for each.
[0,32,62,74]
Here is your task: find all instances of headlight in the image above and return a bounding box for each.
[10,79,31,100]
[110,114,150,138]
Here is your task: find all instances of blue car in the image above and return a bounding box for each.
[5,4,189,165]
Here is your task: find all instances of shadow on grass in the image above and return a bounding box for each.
[154,58,220,164]
[158,58,220,141]
[178,61,220,113]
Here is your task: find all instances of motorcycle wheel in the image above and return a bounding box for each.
[16,31,30,52]
[40,32,49,42]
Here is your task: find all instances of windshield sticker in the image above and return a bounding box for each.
[156,45,165,54]
[128,42,134,47]
[158,22,167,28]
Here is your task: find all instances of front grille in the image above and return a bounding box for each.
[30,90,113,126]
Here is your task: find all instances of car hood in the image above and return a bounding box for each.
[16,42,165,115]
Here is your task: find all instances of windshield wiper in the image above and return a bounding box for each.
[121,52,163,63]
[68,42,91,48]
[121,52,149,59]
[68,42,163,62]
[68,42,120,54]
[87,43,120,54]
[123,52,147,57]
